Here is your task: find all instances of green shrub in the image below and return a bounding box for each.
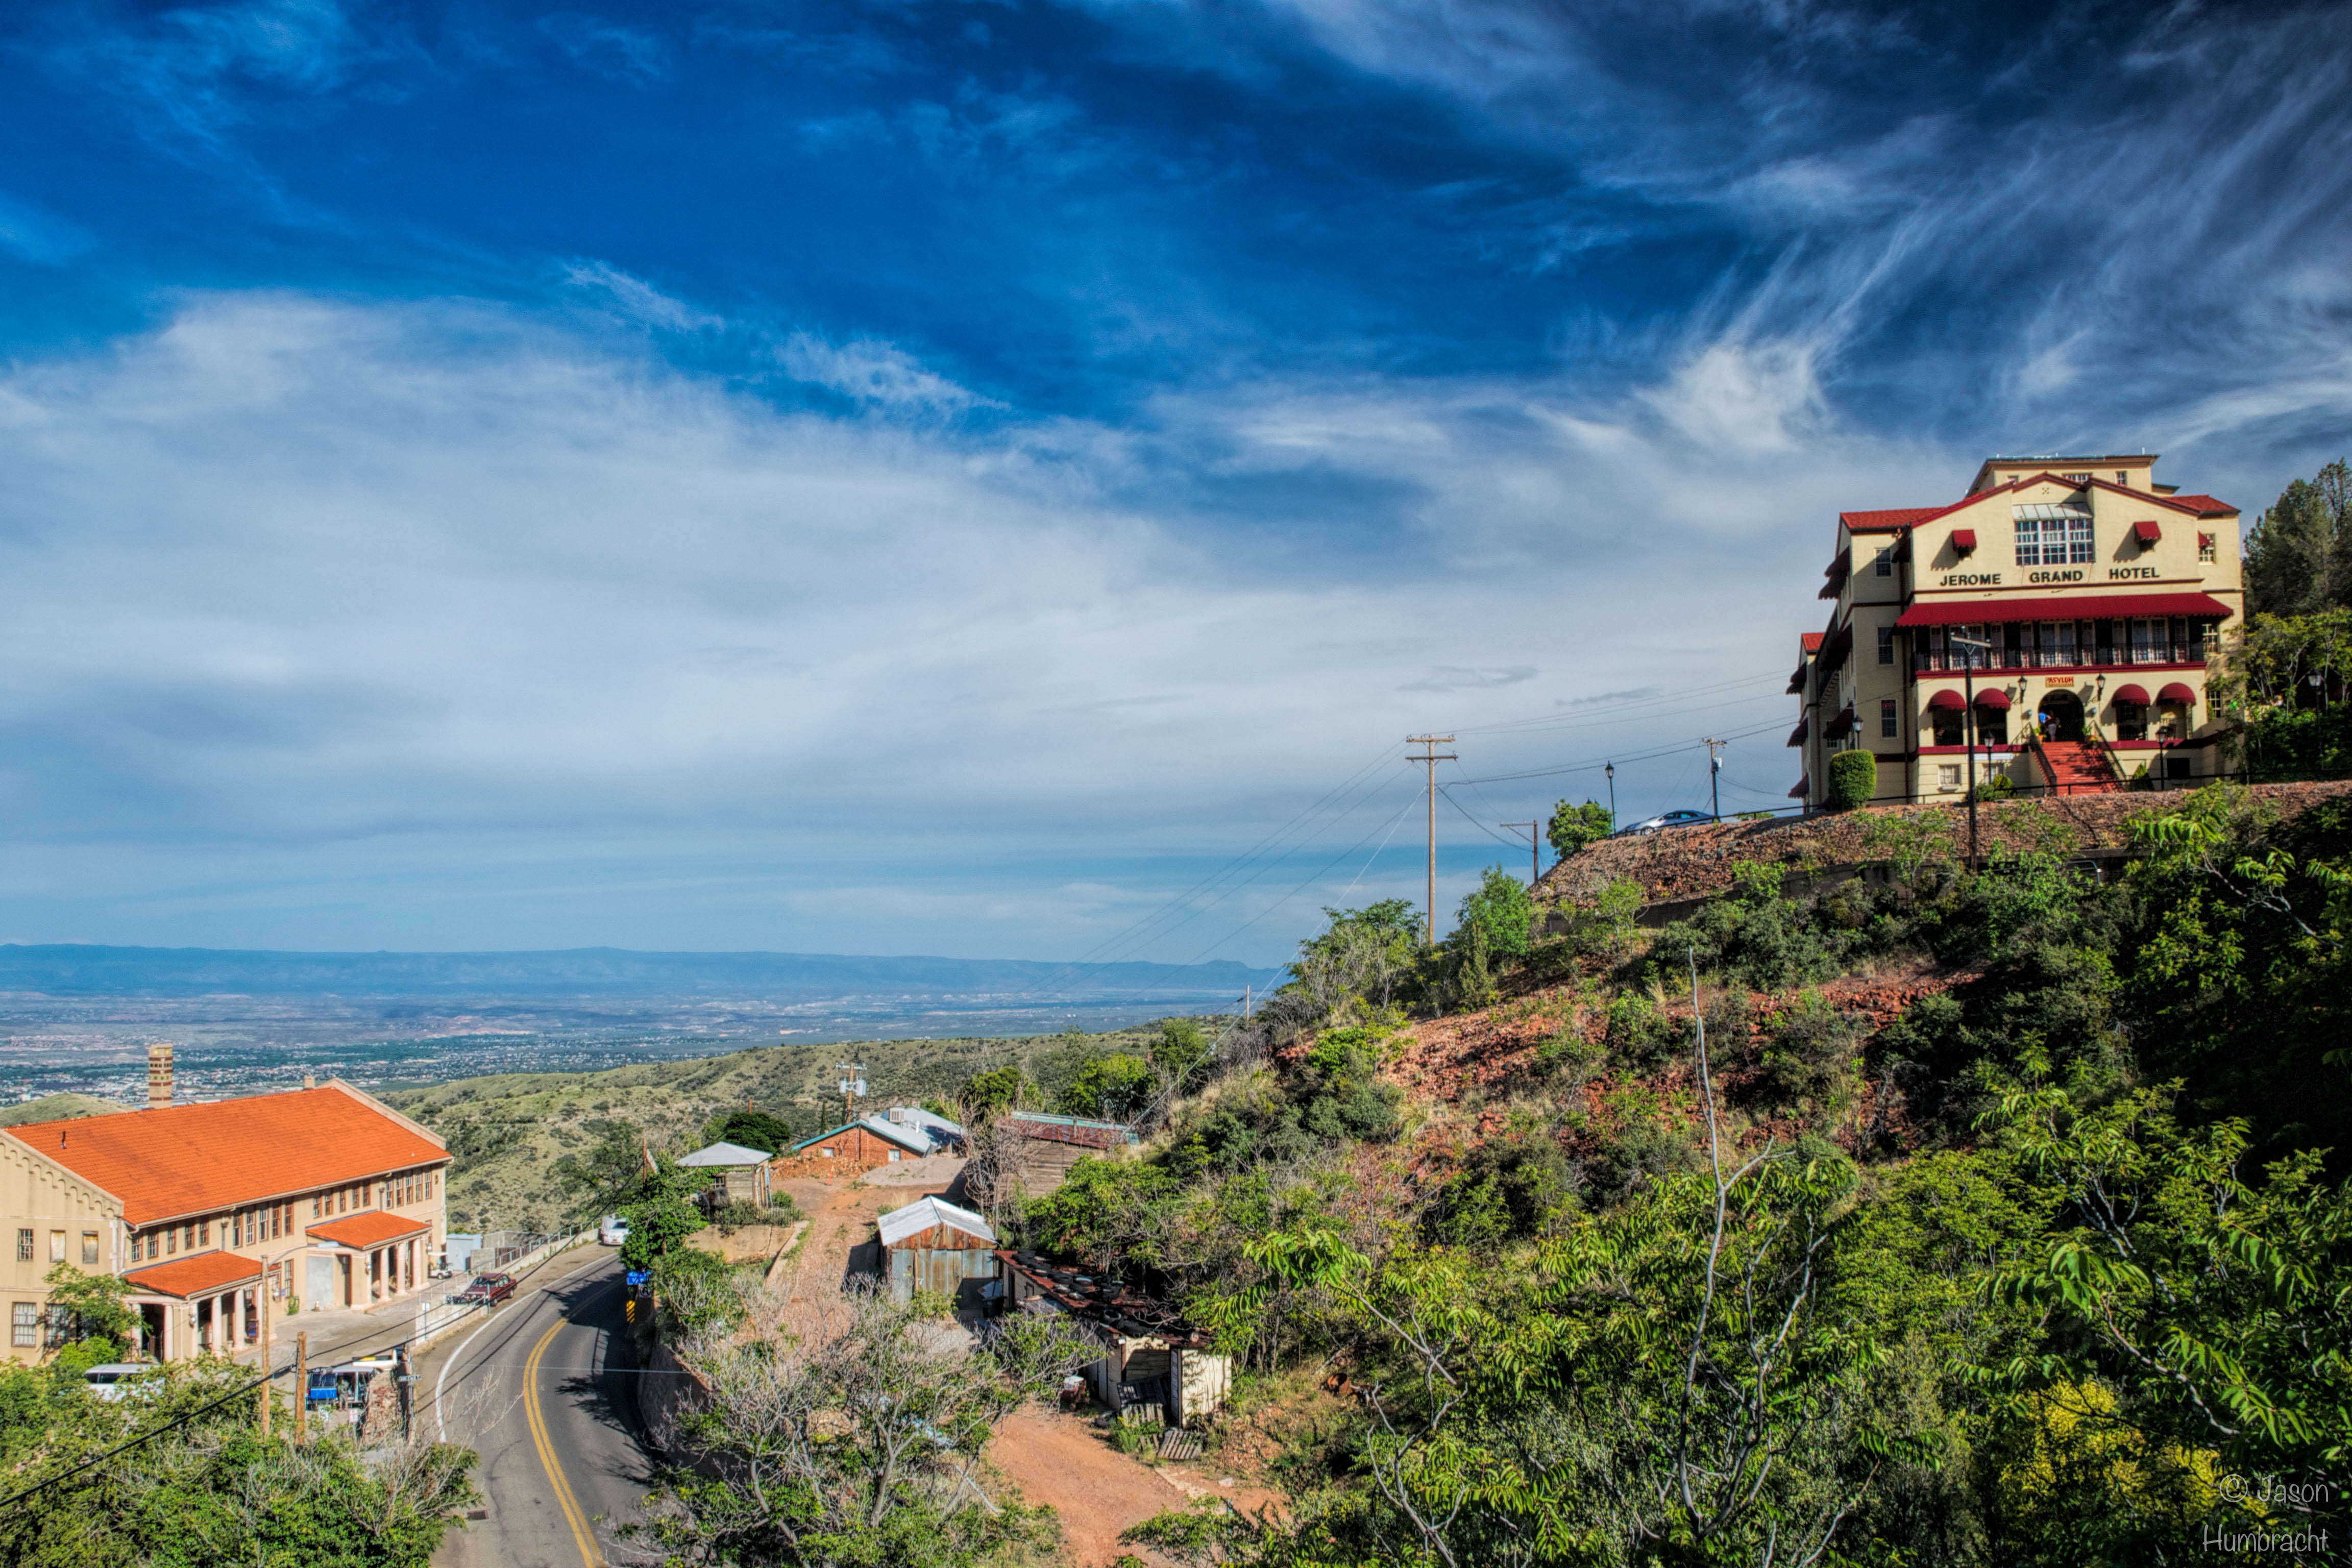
[1827,749,1878,810]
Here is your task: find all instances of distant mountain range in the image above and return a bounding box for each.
[0,945,1284,1003]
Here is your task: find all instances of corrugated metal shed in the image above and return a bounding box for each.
[877,1196,997,1306]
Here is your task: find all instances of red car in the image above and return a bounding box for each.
[454,1271,517,1306]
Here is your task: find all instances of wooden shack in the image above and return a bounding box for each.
[876,1196,997,1307]
[995,1112,1137,1196]
[770,1116,934,1180]
[995,1250,1232,1426]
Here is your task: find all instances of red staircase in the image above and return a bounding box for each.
[2027,736,2123,795]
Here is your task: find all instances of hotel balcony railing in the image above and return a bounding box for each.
[1914,641,2198,673]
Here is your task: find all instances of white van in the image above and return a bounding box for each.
[599,1214,630,1247]
[83,1363,163,1402]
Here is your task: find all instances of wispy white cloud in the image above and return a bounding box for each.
[0,291,1933,953]
[561,260,724,332]
[777,332,999,415]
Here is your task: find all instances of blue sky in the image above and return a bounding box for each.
[0,0,2347,964]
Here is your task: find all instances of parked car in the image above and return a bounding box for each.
[1613,810,1714,837]
[82,1363,163,1402]
[453,1271,517,1306]
[599,1214,630,1247]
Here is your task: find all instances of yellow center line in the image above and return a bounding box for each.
[524,1319,602,1567]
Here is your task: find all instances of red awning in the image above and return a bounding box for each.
[1896,591,2232,628]
[1973,690,2012,710]
[2133,519,2162,544]
[1926,689,1966,710]
[2111,683,2150,705]
[1787,778,1807,799]
[1824,705,1855,737]
[1786,721,1807,747]
[2158,682,2197,703]
[1950,528,1976,553]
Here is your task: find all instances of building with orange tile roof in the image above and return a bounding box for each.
[0,1060,449,1364]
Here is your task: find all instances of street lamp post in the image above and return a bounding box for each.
[1605,761,1616,830]
[1950,634,1992,869]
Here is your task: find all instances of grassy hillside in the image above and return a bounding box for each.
[1000,786,2352,1565]
[381,1019,1209,1232]
[0,1093,131,1125]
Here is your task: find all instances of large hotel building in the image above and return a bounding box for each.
[1797,451,2239,804]
[1790,454,2242,806]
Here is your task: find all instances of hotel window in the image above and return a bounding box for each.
[47,1232,63,1265]
[2199,534,2216,562]
[1939,765,1962,791]
[2130,618,2156,664]
[1873,547,1892,577]
[2063,471,2092,484]
[1876,626,1894,665]
[166,1229,178,1256]
[1880,699,1898,739]
[81,1233,97,1266]
[2116,471,2128,483]
[198,1220,209,1247]
[12,1231,28,1263]
[10,1304,35,1348]
[2015,518,2044,566]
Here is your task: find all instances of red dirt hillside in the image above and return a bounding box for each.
[1536,780,2352,909]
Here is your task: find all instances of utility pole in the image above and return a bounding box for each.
[1703,739,1726,820]
[294,1331,308,1444]
[1951,635,1992,870]
[1406,735,1456,948]
[1506,821,1540,887]
[258,1278,272,1437]
[835,1062,867,1127]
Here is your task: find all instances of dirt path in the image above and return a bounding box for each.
[989,1409,1191,1566]
[987,1408,1283,1567]
[773,1163,958,1334]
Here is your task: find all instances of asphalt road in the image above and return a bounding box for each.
[420,1247,662,1568]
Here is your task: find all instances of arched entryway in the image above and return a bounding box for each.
[2037,689,2085,743]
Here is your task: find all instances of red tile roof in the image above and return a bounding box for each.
[1800,632,1824,651]
[2,1084,445,1227]
[1841,475,2228,540]
[1840,507,1943,532]
[125,1250,263,1300]
[310,1211,432,1249]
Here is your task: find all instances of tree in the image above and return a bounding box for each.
[619,1157,713,1272]
[1060,1054,1155,1121]
[0,1360,477,1566]
[1153,1017,1215,1094]
[1827,749,1877,810]
[1546,798,1613,861]
[551,1118,662,1218]
[2244,458,2350,617]
[704,1108,796,1157]
[1982,1076,2352,1542]
[957,1065,1030,1118]
[1286,900,1424,1025]
[40,1263,132,1351]
[628,1288,1082,1566]
[1449,867,1534,959]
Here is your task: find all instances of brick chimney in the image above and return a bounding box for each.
[146,1043,173,1109]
